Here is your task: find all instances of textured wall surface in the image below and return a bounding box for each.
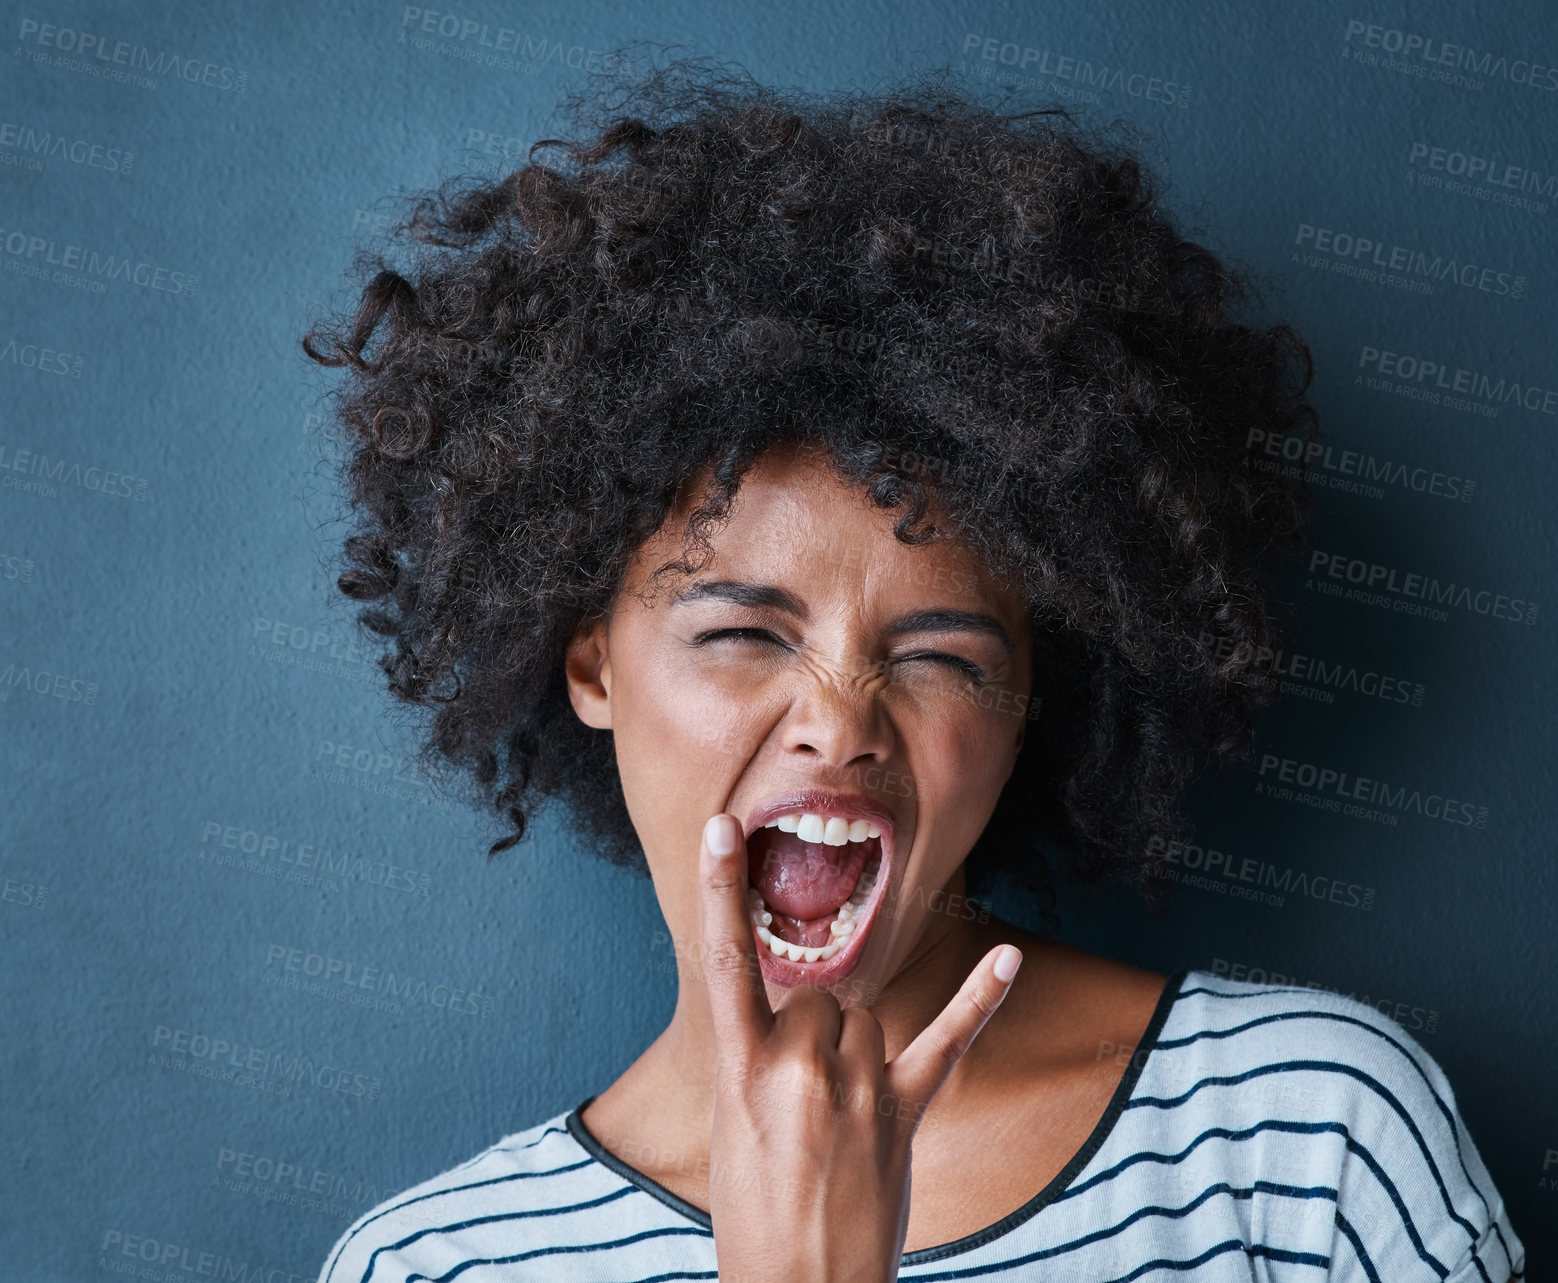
[2,0,1554,1276]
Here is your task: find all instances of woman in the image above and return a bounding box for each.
[304,60,1523,1282]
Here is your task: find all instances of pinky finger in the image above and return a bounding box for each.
[885,944,1021,1110]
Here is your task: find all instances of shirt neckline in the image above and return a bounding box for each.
[564,966,1188,1265]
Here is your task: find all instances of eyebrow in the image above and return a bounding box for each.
[673,580,1014,653]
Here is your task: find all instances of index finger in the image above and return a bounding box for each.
[698,812,774,1056]
[885,944,1021,1114]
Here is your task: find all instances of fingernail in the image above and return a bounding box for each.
[705,814,738,856]
[993,945,1022,983]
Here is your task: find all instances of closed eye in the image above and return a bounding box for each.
[693,627,790,649]
[897,652,987,681]
[695,630,985,681]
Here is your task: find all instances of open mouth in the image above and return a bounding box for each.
[743,791,894,987]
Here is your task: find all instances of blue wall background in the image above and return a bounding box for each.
[2,0,1554,1276]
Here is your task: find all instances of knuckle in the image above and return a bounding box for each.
[765,1035,832,1086]
[966,985,999,1021]
[704,867,747,896]
[934,1031,970,1072]
[775,1030,829,1071]
[839,1005,872,1031]
[702,938,749,977]
[842,1007,885,1047]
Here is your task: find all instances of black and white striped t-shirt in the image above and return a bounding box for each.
[317,970,1525,1281]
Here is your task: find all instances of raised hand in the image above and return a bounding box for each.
[697,811,1022,1282]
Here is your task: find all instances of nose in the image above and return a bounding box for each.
[777,654,895,769]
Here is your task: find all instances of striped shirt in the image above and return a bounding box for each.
[317,969,1525,1281]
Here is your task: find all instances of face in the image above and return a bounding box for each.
[565,440,1032,1007]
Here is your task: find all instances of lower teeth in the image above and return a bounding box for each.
[749,859,879,964]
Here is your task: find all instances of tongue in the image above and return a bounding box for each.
[749,829,867,921]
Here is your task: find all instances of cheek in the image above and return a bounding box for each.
[612,677,730,929]
[892,682,1017,763]
[633,671,768,769]
[893,699,1019,849]
[609,644,771,823]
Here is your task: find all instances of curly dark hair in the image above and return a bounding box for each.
[300,55,1319,918]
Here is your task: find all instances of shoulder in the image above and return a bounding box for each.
[1152,968,1451,1097]
[1138,970,1525,1281]
[315,1111,601,1283]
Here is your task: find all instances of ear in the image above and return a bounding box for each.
[564,617,613,730]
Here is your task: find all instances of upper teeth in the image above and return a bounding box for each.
[748,812,885,965]
[764,812,881,845]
